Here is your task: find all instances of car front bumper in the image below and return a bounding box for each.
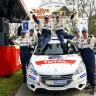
[27,70,87,92]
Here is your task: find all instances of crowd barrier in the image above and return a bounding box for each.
[0,46,22,76]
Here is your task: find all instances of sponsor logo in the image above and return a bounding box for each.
[22,21,28,30]
[80,73,86,78]
[48,55,63,59]
[29,75,36,80]
[35,59,76,65]
[45,80,67,85]
[16,50,21,66]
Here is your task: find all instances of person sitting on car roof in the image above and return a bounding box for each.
[33,14,53,52]
[53,15,74,52]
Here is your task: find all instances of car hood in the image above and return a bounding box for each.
[30,54,82,75]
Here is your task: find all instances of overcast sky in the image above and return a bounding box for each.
[23,0,41,11]
[23,0,64,11]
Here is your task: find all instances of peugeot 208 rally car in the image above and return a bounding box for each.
[27,39,87,91]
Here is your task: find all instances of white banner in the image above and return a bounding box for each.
[31,2,78,19]
[77,18,88,34]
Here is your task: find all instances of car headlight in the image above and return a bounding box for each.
[74,61,86,75]
[28,61,38,76]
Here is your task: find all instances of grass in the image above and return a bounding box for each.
[0,69,23,96]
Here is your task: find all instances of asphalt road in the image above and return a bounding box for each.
[15,83,96,96]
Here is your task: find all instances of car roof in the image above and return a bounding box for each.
[48,36,67,44]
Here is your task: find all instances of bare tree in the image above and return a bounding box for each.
[66,0,96,19]
[66,0,96,35]
[77,0,96,35]
[78,0,96,20]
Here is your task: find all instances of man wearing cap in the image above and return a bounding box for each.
[53,15,74,51]
[79,27,96,94]
[68,28,82,48]
[27,28,37,55]
[8,30,31,83]
[33,14,52,51]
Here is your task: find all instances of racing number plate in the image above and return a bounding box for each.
[45,80,67,85]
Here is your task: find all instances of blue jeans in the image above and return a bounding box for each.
[38,29,51,49]
[56,29,74,45]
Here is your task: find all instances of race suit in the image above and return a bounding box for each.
[53,21,74,49]
[80,36,96,86]
[27,34,37,50]
[70,36,82,53]
[33,15,52,50]
[8,36,31,81]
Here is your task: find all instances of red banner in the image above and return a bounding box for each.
[0,46,22,76]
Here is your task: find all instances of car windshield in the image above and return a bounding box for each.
[34,43,78,55]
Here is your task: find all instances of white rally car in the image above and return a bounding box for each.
[27,38,87,92]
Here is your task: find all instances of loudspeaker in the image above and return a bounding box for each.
[0,17,9,46]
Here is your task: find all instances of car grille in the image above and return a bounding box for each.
[40,74,73,87]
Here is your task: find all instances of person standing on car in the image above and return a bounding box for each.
[33,14,52,52]
[80,27,96,95]
[8,30,32,83]
[53,15,74,51]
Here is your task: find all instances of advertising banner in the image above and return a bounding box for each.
[22,20,35,32]
[77,18,88,34]
[0,46,22,76]
[31,2,78,19]
[22,21,29,31]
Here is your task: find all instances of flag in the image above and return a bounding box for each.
[22,21,28,31]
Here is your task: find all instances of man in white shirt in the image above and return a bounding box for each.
[27,28,37,51]
[53,16,74,51]
[8,30,31,83]
[80,27,96,95]
[33,15,53,51]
